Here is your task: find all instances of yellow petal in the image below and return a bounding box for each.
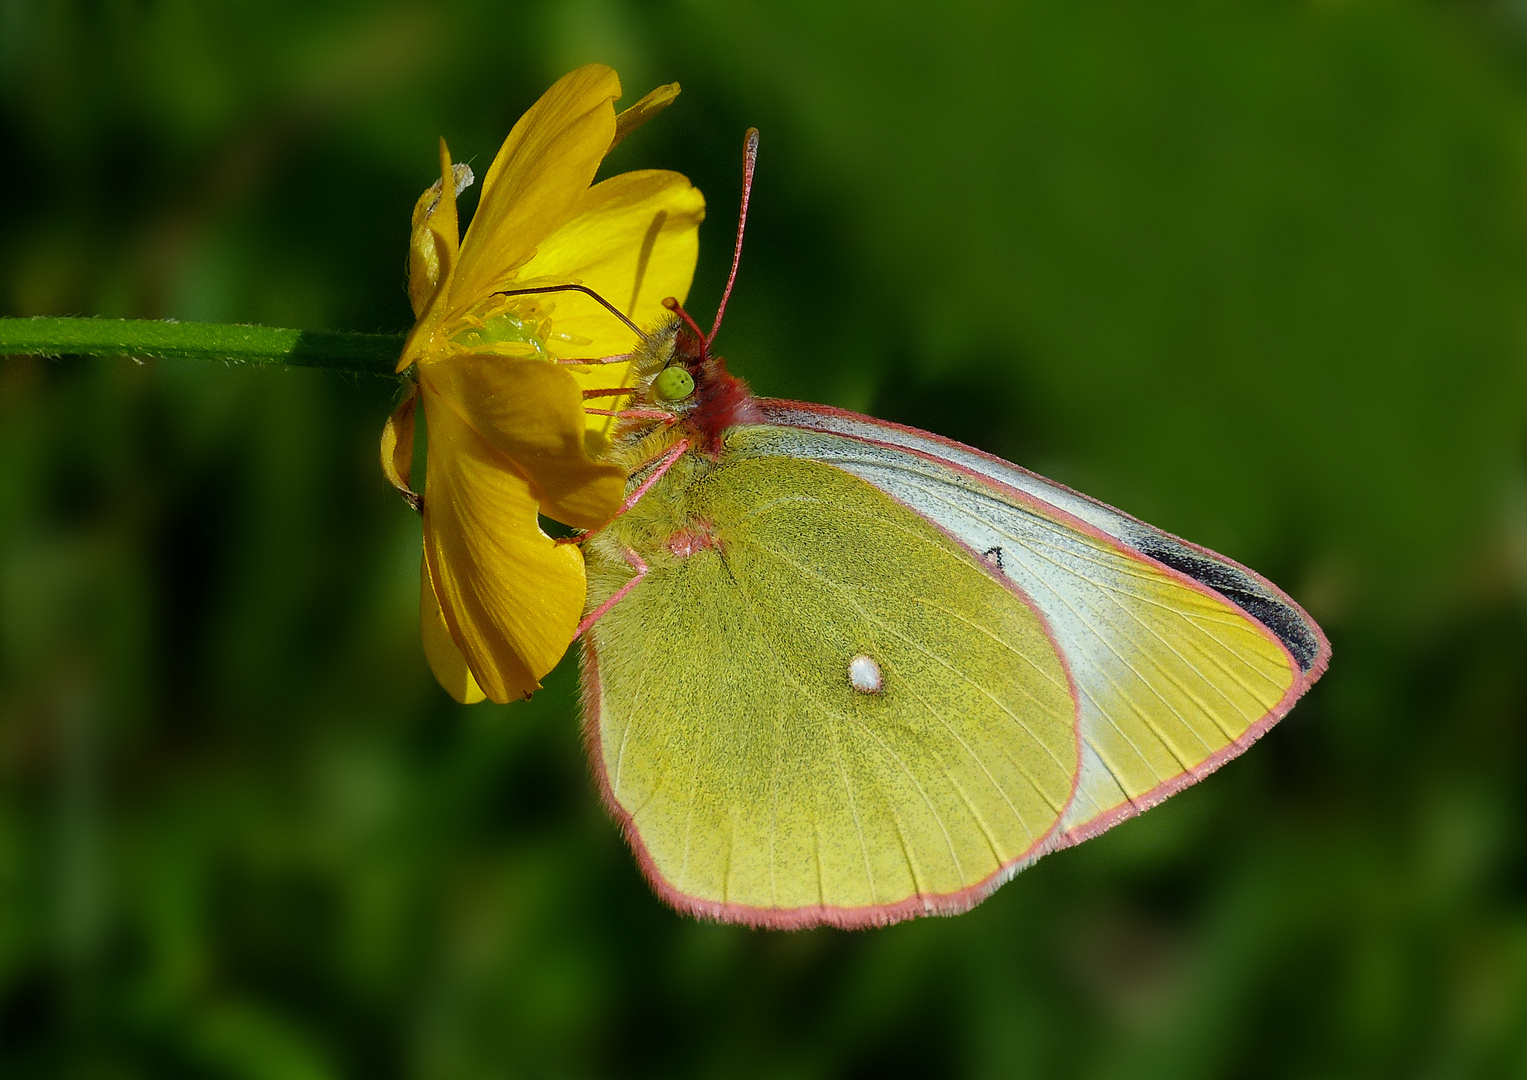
[420,554,486,704]
[421,389,586,702]
[380,384,420,509]
[407,141,467,321]
[610,82,680,149]
[401,143,465,372]
[517,169,704,363]
[420,354,626,531]
[408,190,441,322]
[452,64,621,307]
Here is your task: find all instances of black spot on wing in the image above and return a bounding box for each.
[982,546,1005,572]
[1127,531,1320,674]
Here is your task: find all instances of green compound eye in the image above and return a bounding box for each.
[653,365,695,402]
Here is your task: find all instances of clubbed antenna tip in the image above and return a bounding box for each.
[707,128,760,347]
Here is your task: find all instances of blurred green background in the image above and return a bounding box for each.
[4,0,1527,1076]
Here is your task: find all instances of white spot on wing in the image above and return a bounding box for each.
[848,654,884,695]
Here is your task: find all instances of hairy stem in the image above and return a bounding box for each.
[0,317,406,378]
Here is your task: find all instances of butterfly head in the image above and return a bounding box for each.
[610,129,764,456]
[619,309,756,455]
[651,363,695,402]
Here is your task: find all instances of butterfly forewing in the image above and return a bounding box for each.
[750,403,1328,846]
[584,452,1079,927]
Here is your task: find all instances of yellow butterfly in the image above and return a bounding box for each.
[575,132,1328,929]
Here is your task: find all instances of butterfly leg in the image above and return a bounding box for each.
[572,547,648,640]
[585,407,675,422]
[555,438,690,546]
[582,391,684,423]
[558,351,633,366]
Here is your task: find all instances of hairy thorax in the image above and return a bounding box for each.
[585,316,758,572]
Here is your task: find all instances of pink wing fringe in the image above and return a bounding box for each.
[581,637,1084,931]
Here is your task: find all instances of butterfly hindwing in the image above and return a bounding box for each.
[583,450,1080,927]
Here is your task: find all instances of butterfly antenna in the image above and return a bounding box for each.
[493,283,642,338]
[663,296,710,358]
[707,127,759,346]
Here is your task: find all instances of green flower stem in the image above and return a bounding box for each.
[0,317,406,378]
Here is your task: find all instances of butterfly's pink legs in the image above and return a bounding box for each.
[614,438,689,515]
[564,437,691,635]
[558,351,633,366]
[554,438,690,547]
[572,548,648,641]
[582,382,679,424]
[585,407,674,422]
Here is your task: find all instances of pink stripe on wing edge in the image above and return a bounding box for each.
[1048,605,1330,852]
[578,598,1086,931]
[1049,653,1324,853]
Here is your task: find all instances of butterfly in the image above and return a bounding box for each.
[572,131,1329,929]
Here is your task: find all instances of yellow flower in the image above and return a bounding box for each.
[383,64,704,703]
